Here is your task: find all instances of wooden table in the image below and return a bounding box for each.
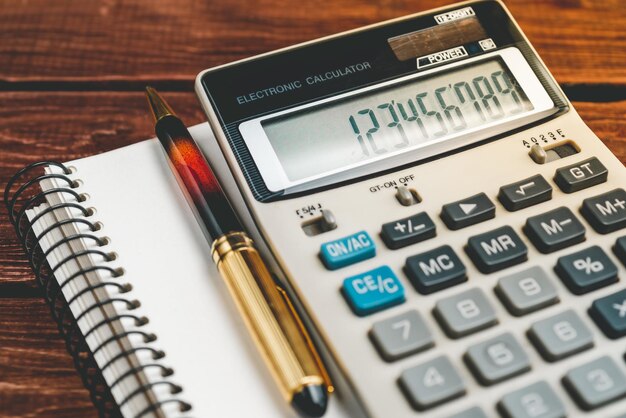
[0,1,624,416]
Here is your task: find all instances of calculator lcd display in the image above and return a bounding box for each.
[262,58,532,182]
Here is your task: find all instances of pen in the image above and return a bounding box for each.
[145,87,332,417]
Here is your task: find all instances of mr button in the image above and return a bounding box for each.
[342,266,405,316]
[466,226,528,273]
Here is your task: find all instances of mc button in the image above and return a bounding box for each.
[342,266,405,316]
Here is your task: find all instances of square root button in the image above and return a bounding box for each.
[342,266,405,316]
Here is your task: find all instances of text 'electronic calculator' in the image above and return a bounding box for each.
[196,1,626,417]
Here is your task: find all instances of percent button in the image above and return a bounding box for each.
[555,246,618,295]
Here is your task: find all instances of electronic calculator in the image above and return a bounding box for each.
[195,1,626,417]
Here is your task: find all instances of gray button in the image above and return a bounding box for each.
[581,188,626,234]
[464,332,531,385]
[441,192,495,230]
[528,309,594,362]
[405,245,467,294]
[554,156,608,193]
[498,174,553,212]
[498,381,566,418]
[466,225,528,274]
[434,288,498,338]
[495,266,559,316]
[524,206,586,253]
[555,245,618,295]
[447,406,488,418]
[399,355,466,411]
[370,310,434,362]
[381,212,436,250]
[563,356,626,410]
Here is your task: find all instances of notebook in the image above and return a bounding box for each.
[6,123,352,418]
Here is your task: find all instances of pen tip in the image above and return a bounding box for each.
[291,384,328,418]
[144,85,176,122]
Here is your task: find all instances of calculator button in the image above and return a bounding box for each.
[563,356,626,410]
[446,406,488,418]
[497,381,566,418]
[524,206,586,253]
[434,288,498,338]
[399,355,466,411]
[405,245,467,294]
[589,289,626,339]
[581,188,626,234]
[320,230,375,270]
[466,226,528,273]
[369,310,434,362]
[614,236,626,265]
[342,266,404,316]
[554,157,608,193]
[498,174,552,212]
[495,266,559,316]
[440,193,495,230]
[381,212,436,250]
[528,309,594,362]
[555,245,618,295]
[464,332,531,385]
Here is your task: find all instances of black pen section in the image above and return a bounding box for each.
[155,114,243,242]
[292,384,329,418]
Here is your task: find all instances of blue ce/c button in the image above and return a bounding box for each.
[320,230,376,270]
[342,266,405,316]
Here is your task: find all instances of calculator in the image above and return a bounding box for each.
[195,1,626,417]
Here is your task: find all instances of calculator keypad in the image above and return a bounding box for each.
[311,155,626,416]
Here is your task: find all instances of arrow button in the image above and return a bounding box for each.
[441,193,495,230]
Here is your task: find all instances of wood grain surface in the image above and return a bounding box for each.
[0,0,625,417]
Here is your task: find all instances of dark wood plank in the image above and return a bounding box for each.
[1,92,626,289]
[0,0,624,86]
[0,298,96,418]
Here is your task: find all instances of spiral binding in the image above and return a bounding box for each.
[5,161,192,418]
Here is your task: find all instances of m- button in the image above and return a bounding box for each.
[554,157,608,193]
[524,207,586,253]
[466,226,528,273]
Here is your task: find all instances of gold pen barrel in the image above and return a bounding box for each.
[212,232,332,405]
